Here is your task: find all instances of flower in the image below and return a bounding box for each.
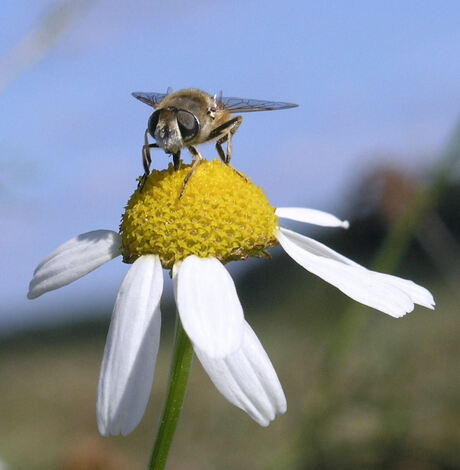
[28,160,434,436]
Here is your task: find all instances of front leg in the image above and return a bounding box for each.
[173,151,181,171]
[179,146,203,199]
[142,128,159,174]
[138,129,159,190]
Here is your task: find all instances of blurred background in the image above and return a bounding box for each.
[1,1,459,469]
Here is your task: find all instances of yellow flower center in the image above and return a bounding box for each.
[120,159,279,269]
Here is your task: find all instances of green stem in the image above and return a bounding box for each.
[148,317,194,470]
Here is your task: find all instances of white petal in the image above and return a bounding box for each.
[195,321,286,426]
[28,230,121,299]
[276,207,349,228]
[278,228,435,310]
[174,256,244,358]
[277,227,362,267]
[371,273,435,309]
[277,227,433,318]
[97,255,163,436]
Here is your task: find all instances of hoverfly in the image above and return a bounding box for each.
[132,88,298,196]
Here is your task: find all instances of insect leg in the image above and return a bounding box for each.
[211,116,242,164]
[142,129,159,174]
[142,129,152,173]
[179,146,203,199]
[224,116,242,164]
[214,119,246,180]
[215,137,226,163]
[173,151,181,171]
[138,129,159,190]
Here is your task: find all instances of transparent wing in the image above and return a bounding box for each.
[132,91,169,108]
[218,96,298,113]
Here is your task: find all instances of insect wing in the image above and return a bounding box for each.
[218,96,298,113]
[132,91,168,108]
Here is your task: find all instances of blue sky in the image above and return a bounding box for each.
[1,0,459,333]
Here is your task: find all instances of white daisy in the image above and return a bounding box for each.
[28,159,434,437]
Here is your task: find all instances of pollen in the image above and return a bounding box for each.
[120,159,279,269]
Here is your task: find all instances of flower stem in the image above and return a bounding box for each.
[148,317,194,470]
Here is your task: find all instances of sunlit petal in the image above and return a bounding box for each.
[195,321,286,426]
[277,228,434,309]
[371,272,435,309]
[277,227,432,318]
[174,256,244,358]
[276,207,349,228]
[28,230,121,299]
[97,255,163,436]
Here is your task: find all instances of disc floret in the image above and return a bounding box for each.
[120,159,279,269]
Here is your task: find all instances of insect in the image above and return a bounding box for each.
[132,88,298,196]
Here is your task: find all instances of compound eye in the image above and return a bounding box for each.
[176,110,199,141]
[148,110,161,137]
